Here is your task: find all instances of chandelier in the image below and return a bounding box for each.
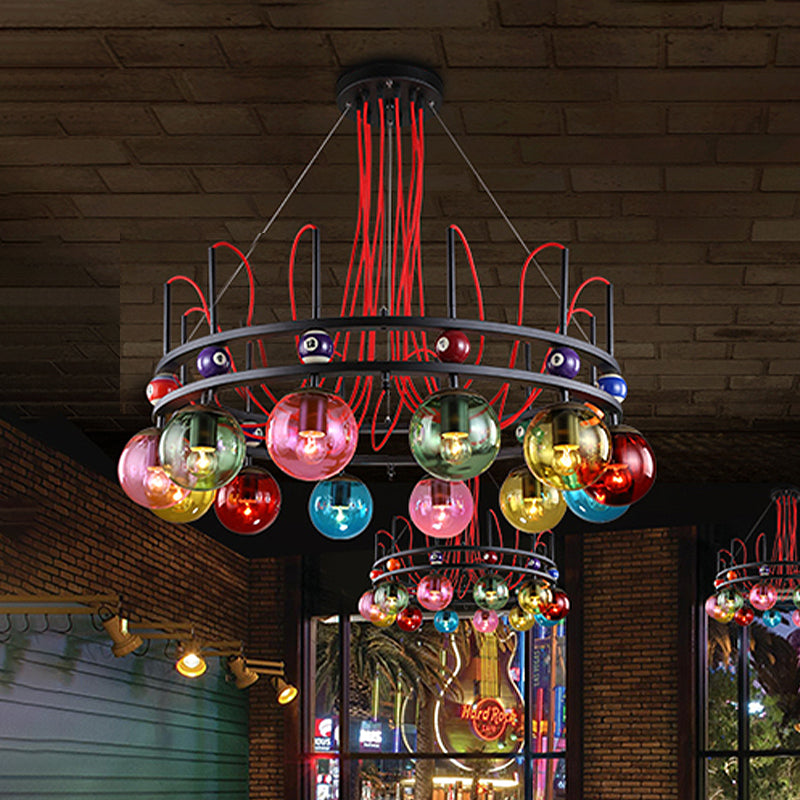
[117,63,656,632]
[706,486,800,628]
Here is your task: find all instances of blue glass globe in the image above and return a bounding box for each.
[434,610,460,633]
[762,609,782,628]
[534,612,561,629]
[564,488,630,523]
[308,474,373,540]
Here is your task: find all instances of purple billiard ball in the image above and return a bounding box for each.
[197,346,231,377]
[597,373,628,402]
[435,330,470,363]
[146,373,182,405]
[545,347,580,379]
[298,329,334,364]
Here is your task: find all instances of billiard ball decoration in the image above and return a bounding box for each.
[146,373,182,405]
[197,346,231,377]
[545,347,580,379]
[298,329,334,364]
[597,373,628,402]
[242,425,265,448]
[435,330,470,363]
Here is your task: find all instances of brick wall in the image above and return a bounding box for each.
[0,417,294,799]
[581,527,686,800]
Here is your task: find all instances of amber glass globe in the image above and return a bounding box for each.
[152,489,216,523]
[159,406,246,491]
[499,467,566,533]
[523,402,611,491]
[408,389,500,481]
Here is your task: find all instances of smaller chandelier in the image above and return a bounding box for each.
[361,509,570,633]
[707,486,800,629]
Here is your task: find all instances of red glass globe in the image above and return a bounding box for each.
[214,466,281,534]
[266,389,358,481]
[540,590,570,622]
[396,607,424,631]
[584,425,656,506]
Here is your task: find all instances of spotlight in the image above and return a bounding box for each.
[176,642,207,678]
[273,676,298,705]
[227,655,259,689]
[102,615,143,657]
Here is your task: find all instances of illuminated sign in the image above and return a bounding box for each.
[460,698,518,742]
[314,717,337,751]
[358,720,383,750]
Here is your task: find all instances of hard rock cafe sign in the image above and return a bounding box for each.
[460,698,518,742]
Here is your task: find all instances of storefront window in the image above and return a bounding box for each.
[307,615,566,800]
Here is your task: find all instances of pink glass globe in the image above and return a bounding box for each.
[416,574,455,611]
[792,609,800,627]
[749,582,778,611]
[472,609,499,633]
[358,590,395,626]
[266,389,358,481]
[214,466,281,534]
[408,478,474,539]
[358,590,378,620]
[118,427,188,509]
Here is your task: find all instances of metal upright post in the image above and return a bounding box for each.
[446,227,458,389]
[559,248,569,402]
[208,246,217,333]
[163,282,171,355]
[311,228,321,388]
[606,283,614,359]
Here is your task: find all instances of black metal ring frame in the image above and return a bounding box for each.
[714,561,800,595]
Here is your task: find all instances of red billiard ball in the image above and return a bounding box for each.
[435,330,470,363]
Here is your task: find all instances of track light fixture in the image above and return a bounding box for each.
[227,655,259,689]
[101,615,143,657]
[175,640,207,678]
[230,657,298,703]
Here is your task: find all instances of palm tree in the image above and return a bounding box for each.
[314,619,461,800]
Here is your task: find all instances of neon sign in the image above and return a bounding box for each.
[460,698,518,742]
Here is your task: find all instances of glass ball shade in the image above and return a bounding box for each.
[434,610,459,633]
[734,607,754,627]
[408,389,500,481]
[704,595,734,623]
[396,607,424,632]
[409,478,473,538]
[533,612,561,629]
[118,427,188,509]
[473,609,500,633]
[715,589,744,612]
[793,587,800,610]
[564,488,629,524]
[518,581,553,615]
[416,574,455,611]
[359,590,395,626]
[507,606,536,632]
[499,467,566,533]
[214,466,281,534]
[473,575,510,610]
[159,406,246,491]
[309,474,373,540]
[763,609,782,628]
[749,582,778,611]
[540,590,570,622]
[266,390,358,481]
[371,611,397,628]
[523,402,612,491]
[151,489,216,523]
[793,610,800,627]
[374,582,410,614]
[584,425,656,507]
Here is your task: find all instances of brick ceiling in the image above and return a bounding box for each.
[1,0,799,485]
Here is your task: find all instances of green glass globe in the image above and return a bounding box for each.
[374,581,410,614]
[159,405,246,491]
[523,402,611,491]
[408,389,500,481]
[473,574,510,610]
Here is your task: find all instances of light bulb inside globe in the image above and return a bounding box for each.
[604,464,632,492]
[297,431,326,464]
[143,466,186,506]
[186,447,219,477]
[552,444,580,476]
[440,432,472,465]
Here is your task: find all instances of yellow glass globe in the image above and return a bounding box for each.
[152,489,216,523]
[499,467,566,533]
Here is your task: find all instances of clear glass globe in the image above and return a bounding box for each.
[118,427,188,509]
[214,466,281,535]
[151,489,216,523]
[266,389,358,481]
[308,474,373,540]
[159,406,246,490]
[408,478,473,538]
[499,467,566,533]
[408,389,500,481]
[523,402,612,491]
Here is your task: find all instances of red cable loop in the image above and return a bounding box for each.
[212,241,255,326]
[167,276,211,326]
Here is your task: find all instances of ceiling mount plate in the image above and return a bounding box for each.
[336,61,443,124]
